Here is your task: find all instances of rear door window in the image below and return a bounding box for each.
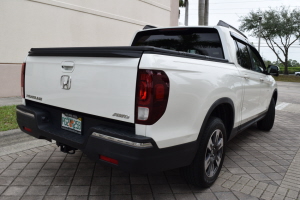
[235,40,252,70]
[248,47,266,73]
[132,28,224,59]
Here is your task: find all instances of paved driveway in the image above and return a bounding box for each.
[0,82,299,200]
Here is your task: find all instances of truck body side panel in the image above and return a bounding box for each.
[138,53,243,148]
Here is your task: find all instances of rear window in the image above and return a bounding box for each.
[132,28,224,59]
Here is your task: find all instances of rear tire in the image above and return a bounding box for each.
[181,117,226,187]
[257,98,275,131]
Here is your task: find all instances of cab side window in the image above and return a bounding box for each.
[248,47,266,73]
[235,40,252,70]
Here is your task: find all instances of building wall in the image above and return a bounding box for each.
[0,64,21,98]
[170,0,180,26]
[0,0,179,97]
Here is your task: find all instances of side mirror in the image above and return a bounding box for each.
[267,65,279,76]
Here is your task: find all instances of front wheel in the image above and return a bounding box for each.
[257,98,275,131]
[181,117,226,187]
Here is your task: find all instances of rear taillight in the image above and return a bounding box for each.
[21,63,26,98]
[135,69,170,125]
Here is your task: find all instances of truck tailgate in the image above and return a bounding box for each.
[25,47,143,123]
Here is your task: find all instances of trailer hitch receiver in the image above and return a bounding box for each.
[56,142,77,154]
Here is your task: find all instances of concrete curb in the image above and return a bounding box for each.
[0,96,22,106]
[0,129,22,136]
[0,129,53,157]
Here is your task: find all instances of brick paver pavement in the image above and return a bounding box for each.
[0,82,300,200]
[0,110,299,200]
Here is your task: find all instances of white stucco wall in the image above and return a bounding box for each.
[0,0,178,97]
[0,0,179,63]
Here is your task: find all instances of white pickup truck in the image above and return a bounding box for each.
[17,21,278,187]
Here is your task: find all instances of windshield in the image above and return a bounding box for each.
[132,28,224,59]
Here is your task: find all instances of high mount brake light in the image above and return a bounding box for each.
[21,63,26,98]
[135,69,170,125]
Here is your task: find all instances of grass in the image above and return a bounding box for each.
[279,67,300,74]
[272,75,300,83]
[0,105,19,132]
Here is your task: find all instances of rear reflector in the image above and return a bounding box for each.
[100,155,119,165]
[21,63,26,98]
[23,126,32,132]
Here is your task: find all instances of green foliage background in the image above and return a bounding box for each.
[239,6,300,74]
[264,59,300,74]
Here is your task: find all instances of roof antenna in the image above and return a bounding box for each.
[217,20,247,39]
[143,25,157,30]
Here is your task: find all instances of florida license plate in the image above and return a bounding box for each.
[61,113,82,134]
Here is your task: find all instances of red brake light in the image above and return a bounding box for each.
[155,84,164,100]
[21,63,26,98]
[135,69,170,125]
[139,81,148,100]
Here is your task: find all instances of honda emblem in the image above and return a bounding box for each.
[61,75,71,90]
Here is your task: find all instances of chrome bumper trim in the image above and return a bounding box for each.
[92,132,153,148]
[16,108,34,118]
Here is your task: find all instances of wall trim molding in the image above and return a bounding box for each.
[28,0,161,26]
[139,0,171,11]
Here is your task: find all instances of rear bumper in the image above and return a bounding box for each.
[16,103,198,173]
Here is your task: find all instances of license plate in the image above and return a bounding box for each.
[61,113,82,134]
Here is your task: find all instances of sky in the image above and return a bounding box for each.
[178,0,300,63]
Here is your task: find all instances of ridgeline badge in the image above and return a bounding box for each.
[26,94,42,101]
[112,113,130,119]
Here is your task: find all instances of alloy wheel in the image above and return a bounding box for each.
[204,129,224,177]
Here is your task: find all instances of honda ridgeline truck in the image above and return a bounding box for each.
[17,21,278,187]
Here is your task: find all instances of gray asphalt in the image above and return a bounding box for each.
[276,81,300,104]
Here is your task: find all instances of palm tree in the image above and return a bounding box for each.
[179,0,189,26]
[199,0,209,25]
[180,0,209,26]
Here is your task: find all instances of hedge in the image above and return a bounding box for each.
[279,67,300,74]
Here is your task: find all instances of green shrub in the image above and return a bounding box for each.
[279,67,300,74]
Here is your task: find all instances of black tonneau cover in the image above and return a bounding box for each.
[28,46,229,63]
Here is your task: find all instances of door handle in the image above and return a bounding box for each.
[61,61,74,72]
[243,74,249,79]
[260,78,264,82]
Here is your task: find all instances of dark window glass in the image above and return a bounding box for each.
[249,47,265,73]
[235,41,252,70]
[132,28,224,59]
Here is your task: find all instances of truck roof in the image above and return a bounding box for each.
[142,20,247,41]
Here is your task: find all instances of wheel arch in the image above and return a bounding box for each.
[197,98,235,142]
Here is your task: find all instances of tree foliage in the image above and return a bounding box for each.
[239,7,300,74]
[179,0,187,7]
[264,59,300,68]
